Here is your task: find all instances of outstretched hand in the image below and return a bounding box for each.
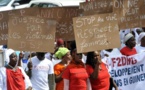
[27,61,33,70]
[19,52,24,60]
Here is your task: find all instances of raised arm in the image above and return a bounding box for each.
[89,63,99,80]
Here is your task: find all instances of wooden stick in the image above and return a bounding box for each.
[65,41,68,48]
[29,52,32,62]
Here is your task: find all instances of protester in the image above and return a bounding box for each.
[56,38,65,49]
[52,38,65,66]
[135,32,145,53]
[62,41,88,90]
[142,27,145,32]
[45,52,52,60]
[27,52,55,90]
[100,48,122,59]
[86,51,116,90]
[119,29,130,50]
[136,28,143,35]
[0,49,32,90]
[54,47,71,90]
[120,33,137,56]
[131,28,143,45]
[119,29,130,43]
[0,45,2,50]
[24,52,36,71]
[17,51,24,67]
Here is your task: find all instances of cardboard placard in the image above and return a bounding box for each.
[8,16,56,52]
[113,0,145,29]
[0,8,39,45]
[8,7,40,16]
[73,13,120,53]
[37,7,81,41]
[0,11,9,45]
[80,0,113,15]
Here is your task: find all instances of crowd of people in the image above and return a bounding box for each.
[0,27,145,90]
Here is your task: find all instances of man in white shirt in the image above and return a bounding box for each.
[27,52,55,90]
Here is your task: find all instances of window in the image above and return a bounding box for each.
[0,0,11,6]
[30,3,59,8]
[30,3,39,7]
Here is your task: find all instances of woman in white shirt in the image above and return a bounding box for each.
[0,49,32,90]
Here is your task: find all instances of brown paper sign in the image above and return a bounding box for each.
[8,16,56,52]
[113,0,145,29]
[37,7,80,41]
[80,0,113,15]
[73,13,120,53]
[0,8,39,45]
[0,11,9,45]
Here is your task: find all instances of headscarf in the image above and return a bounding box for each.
[124,33,134,44]
[138,32,145,44]
[55,47,69,59]
[5,49,15,63]
[132,28,143,44]
[56,38,64,47]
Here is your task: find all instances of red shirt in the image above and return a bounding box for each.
[120,46,137,56]
[6,68,25,90]
[62,64,88,90]
[86,63,110,90]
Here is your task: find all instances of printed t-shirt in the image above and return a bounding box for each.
[62,64,88,90]
[30,56,54,90]
[86,63,110,90]
[54,63,65,90]
[120,46,137,56]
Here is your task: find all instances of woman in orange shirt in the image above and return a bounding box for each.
[62,41,88,90]
[54,47,71,90]
[86,51,110,90]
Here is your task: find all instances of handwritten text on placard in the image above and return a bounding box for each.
[38,7,80,41]
[80,0,113,15]
[0,8,39,45]
[73,13,120,53]
[8,16,56,52]
[114,0,145,29]
[0,11,8,45]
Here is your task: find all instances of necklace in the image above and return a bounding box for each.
[8,64,14,68]
[7,64,16,71]
[99,65,102,70]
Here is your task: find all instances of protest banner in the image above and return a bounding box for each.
[8,16,56,52]
[80,0,113,15]
[37,7,80,41]
[73,13,120,53]
[113,0,145,29]
[104,52,145,90]
[0,8,39,45]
